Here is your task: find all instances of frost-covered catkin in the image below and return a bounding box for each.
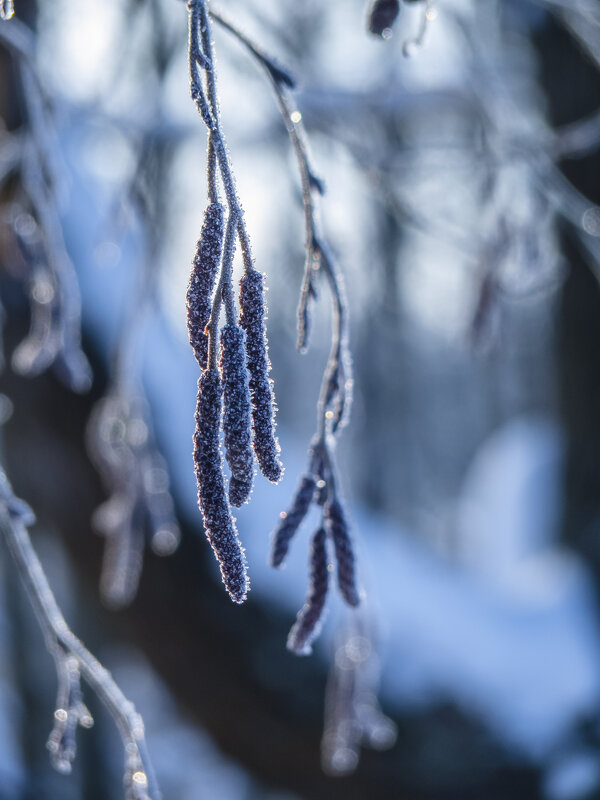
[270,474,316,567]
[220,324,254,506]
[194,369,249,603]
[186,203,225,369]
[325,499,359,607]
[239,269,282,482]
[287,527,329,655]
[368,0,400,35]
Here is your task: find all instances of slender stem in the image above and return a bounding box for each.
[190,1,255,273]
[208,9,351,440]
[207,209,238,369]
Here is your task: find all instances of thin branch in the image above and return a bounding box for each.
[0,472,160,800]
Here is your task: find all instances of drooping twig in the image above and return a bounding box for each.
[210,9,360,648]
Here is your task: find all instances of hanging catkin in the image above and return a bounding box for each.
[325,499,359,607]
[287,527,329,655]
[239,269,282,483]
[193,369,249,603]
[219,323,254,506]
[270,474,316,567]
[186,203,225,370]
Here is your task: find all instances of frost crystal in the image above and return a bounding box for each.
[239,269,282,483]
[193,369,249,603]
[186,203,225,369]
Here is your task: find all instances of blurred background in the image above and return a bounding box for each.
[1,0,600,797]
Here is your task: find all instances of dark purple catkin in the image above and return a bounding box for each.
[270,474,316,568]
[368,0,401,36]
[220,324,254,506]
[239,269,282,483]
[186,203,225,369]
[325,499,360,607]
[193,369,249,603]
[287,527,329,655]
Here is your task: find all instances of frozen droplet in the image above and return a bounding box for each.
[132,771,148,787]
[32,279,55,305]
[53,757,73,775]
[329,746,358,775]
[316,479,326,488]
[151,527,179,556]
[367,718,398,749]
[583,207,600,236]
[13,211,36,238]
[382,27,393,40]
[79,712,94,729]
[402,39,419,58]
[290,110,302,124]
[0,0,14,19]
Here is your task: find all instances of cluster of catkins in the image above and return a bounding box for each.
[367,0,421,36]
[270,441,360,655]
[186,202,282,604]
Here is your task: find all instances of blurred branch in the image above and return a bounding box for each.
[0,470,160,800]
[0,16,91,392]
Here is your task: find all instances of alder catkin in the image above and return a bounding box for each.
[220,324,254,506]
[368,0,401,36]
[186,203,225,369]
[239,269,282,483]
[193,369,249,603]
[287,527,329,655]
[325,499,360,607]
[270,474,316,567]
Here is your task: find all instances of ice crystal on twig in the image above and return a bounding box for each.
[220,323,254,506]
[287,527,330,655]
[193,369,249,603]
[187,202,225,370]
[239,269,282,483]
